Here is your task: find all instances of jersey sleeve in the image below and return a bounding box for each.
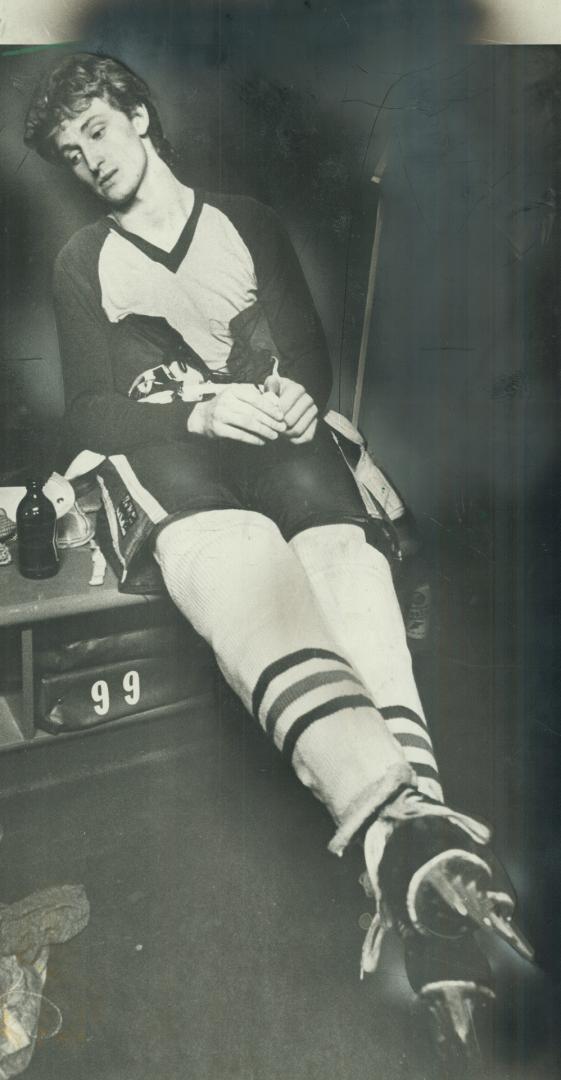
[53,236,193,457]
[220,198,333,411]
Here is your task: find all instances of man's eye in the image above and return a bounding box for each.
[91,127,105,140]
[67,152,82,166]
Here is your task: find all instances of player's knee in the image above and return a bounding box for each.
[155,507,285,573]
[291,521,370,561]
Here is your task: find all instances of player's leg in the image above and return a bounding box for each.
[253,422,443,801]
[120,429,533,1049]
[290,522,444,803]
[154,507,414,847]
[102,434,414,836]
[251,422,534,1032]
[154,508,533,1064]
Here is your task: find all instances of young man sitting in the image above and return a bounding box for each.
[24,52,532,1046]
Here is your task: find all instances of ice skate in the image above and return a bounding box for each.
[360,788,534,1075]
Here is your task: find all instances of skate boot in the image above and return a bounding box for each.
[359,788,534,1075]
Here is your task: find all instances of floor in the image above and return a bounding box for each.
[0,504,559,1080]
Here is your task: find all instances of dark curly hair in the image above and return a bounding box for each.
[24,52,176,166]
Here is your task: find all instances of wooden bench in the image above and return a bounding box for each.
[0,546,205,750]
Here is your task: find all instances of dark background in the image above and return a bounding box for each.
[0,2,560,1077]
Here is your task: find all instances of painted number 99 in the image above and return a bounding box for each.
[91,670,141,716]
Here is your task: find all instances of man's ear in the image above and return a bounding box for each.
[131,104,150,137]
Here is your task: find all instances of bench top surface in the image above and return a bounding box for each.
[1,548,157,627]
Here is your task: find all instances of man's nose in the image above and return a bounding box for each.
[82,144,105,176]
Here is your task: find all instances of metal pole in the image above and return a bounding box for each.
[351,174,384,429]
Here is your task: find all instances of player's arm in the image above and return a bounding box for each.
[54,251,195,455]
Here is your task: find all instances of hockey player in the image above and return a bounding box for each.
[24,52,533,1063]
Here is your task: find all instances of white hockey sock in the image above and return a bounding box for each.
[154,509,414,851]
[290,524,444,803]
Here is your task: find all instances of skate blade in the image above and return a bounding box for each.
[422,982,493,1050]
[487,910,535,963]
[430,871,535,963]
[421,982,495,1078]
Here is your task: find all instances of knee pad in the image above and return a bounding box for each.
[154,508,299,645]
[291,522,391,577]
[155,508,284,574]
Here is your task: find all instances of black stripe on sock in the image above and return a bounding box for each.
[379,705,427,730]
[411,762,442,783]
[265,668,364,738]
[393,732,435,753]
[281,694,373,761]
[252,648,351,719]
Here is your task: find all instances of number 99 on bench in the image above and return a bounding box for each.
[91,670,140,716]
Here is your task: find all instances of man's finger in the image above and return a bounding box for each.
[227,401,284,437]
[215,422,265,446]
[284,397,317,431]
[278,382,307,413]
[233,385,286,422]
[288,418,319,445]
[217,397,285,432]
[286,405,318,438]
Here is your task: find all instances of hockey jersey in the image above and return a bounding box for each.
[53,190,332,461]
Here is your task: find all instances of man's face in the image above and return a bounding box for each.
[52,96,150,205]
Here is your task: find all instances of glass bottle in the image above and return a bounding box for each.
[16,479,59,579]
